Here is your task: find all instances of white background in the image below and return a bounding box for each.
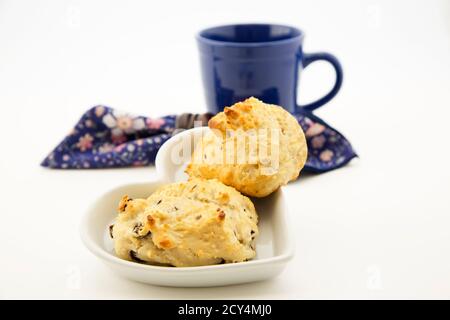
[0,0,449,299]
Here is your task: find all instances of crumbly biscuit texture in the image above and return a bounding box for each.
[112,178,258,267]
[186,97,307,197]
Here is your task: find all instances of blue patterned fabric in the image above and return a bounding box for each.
[295,109,357,172]
[41,105,356,172]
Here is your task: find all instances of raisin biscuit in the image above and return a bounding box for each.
[186,97,307,197]
[111,178,258,267]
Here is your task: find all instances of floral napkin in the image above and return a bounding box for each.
[41,105,356,172]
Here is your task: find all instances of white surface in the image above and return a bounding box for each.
[80,128,293,287]
[0,0,449,299]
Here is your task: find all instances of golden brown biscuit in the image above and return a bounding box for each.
[186,97,307,197]
[111,178,258,267]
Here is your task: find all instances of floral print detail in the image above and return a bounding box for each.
[103,110,146,137]
[85,119,94,128]
[305,123,326,137]
[320,149,334,162]
[95,106,105,117]
[294,108,357,172]
[98,143,114,154]
[146,118,165,130]
[76,133,93,151]
[41,105,176,169]
[311,135,326,149]
[41,105,356,172]
[114,144,127,153]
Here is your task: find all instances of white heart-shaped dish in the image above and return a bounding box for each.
[80,127,294,287]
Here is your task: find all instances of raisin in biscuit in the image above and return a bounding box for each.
[111,178,258,267]
[186,97,307,197]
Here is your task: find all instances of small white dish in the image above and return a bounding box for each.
[80,127,294,287]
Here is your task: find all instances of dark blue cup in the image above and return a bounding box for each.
[197,24,343,114]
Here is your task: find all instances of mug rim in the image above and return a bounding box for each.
[197,23,304,47]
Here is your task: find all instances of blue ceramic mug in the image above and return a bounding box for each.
[197,24,343,114]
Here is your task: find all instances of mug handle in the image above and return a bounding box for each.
[297,52,343,112]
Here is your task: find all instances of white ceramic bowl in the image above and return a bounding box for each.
[80,127,294,287]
